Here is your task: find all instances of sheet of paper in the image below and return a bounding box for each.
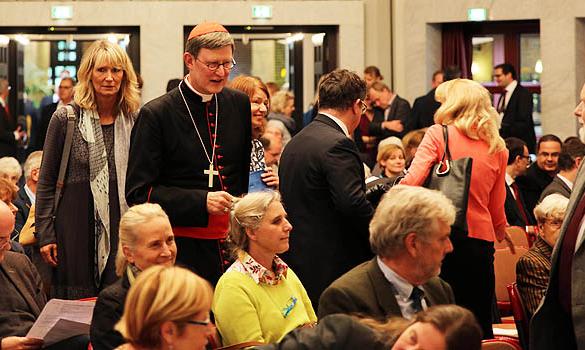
[26,299,95,345]
[492,327,519,337]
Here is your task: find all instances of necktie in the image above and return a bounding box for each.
[410,286,425,314]
[497,92,507,113]
[511,182,530,226]
[558,195,585,314]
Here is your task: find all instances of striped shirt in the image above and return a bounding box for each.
[516,237,553,316]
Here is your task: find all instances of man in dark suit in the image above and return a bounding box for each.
[494,63,536,153]
[367,82,410,141]
[0,201,45,350]
[318,185,455,320]
[539,140,585,202]
[516,134,562,222]
[531,82,585,350]
[33,77,75,151]
[0,79,24,158]
[279,69,374,307]
[504,137,533,227]
[406,66,461,133]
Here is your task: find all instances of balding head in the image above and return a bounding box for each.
[0,201,15,263]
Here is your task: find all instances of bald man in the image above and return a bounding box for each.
[0,201,45,350]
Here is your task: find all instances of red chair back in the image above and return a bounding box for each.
[507,282,529,350]
[482,338,522,349]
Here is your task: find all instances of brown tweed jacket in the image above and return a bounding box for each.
[516,237,552,317]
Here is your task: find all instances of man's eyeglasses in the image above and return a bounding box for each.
[359,100,368,115]
[196,58,236,71]
[519,155,532,163]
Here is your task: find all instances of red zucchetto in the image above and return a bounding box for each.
[187,22,229,41]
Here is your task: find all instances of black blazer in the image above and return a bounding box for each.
[505,184,531,227]
[90,273,130,350]
[368,95,411,139]
[406,88,440,132]
[539,175,572,202]
[318,258,455,320]
[499,84,536,153]
[14,186,32,237]
[0,105,17,157]
[279,114,374,307]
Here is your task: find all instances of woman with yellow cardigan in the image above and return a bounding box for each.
[212,191,317,347]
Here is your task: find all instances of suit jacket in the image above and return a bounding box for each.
[279,114,374,307]
[531,162,585,350]
[368,95,411,139]
[499,84,537,153]
[34,102,58,151]
[406,88,440,133]
[0,251,46,341]
[539,175,572,202]
[516,163,554,224]
[318,258,455,320]
[516,237,552,318]
[0,104,17,157]
[505,184,530,227]
[14,186,32,237]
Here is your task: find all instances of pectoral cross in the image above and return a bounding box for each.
[204,163,219,188]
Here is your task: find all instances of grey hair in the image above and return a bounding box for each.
[229,191,281,254]
[0,157,22,180]
[23,151,42,181]
[369,185,456,259]
[185,31,235,58]
[533,193,569,225]
[115,203,170,276]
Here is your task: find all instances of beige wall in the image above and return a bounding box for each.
[0,1,364,105]
[393,0,585,139]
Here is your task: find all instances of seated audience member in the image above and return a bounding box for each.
[516,134,562,221]
[255,305,481,350]
[318,185,455,320]
[539,139,585,202]
[115,266,214,350]
[367,82,410,141]
[90,203,177,350]
[0,178,23,253]
[504,137,533,227]
[371,137,403,176]
[516,194,569,317]
[213,191,317,347]
[0,200,45,350]
[402,128,426,168]
[363,66,384,87]
[268,91,296,143]
[260,133,283,169]
[0,156,22,187]
[229,76,278,189]
[375,144,406,179]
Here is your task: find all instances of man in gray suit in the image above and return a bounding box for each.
[318,185,455,320]
[531,82,585,349]
[539,139,585,202]
[0,201,45,350]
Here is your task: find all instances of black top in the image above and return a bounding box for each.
[516,163,555,223]
[90,273,130,350]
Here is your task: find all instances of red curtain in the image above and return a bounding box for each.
[441,24,472,79]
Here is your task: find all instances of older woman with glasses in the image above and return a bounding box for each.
[516,193,569,317]
[90,203,177,350]
[212,191,316,347]
[115,265,214,350]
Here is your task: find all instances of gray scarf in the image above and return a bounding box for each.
[78,108,134,283]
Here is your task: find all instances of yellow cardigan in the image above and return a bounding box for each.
[212,267,317,346]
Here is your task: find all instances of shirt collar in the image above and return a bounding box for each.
[506,80,518,93]
[24,184,35,204]
[556,174,574,190]
[319,112,350,137]
[505,172,515,187]
[376,256,423,301]
[183,75,213,102]
[231,252,288,285]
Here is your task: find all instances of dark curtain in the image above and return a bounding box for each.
[442,24,472,79]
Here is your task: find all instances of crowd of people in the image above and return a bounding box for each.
[1,19,585,350]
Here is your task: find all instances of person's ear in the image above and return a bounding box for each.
[31,168,40,182]
[183,52,195,70]
[123,245,135,265]
[575,157,582,169]
[245,227,257,242]
[160,321,178,347]
[404,232,418,257]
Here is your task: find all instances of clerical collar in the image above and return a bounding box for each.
[183,75,213,102]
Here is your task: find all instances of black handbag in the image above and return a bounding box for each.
[424,125,473,235]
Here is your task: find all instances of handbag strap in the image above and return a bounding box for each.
[53,104,76,214]
[436,125,452,176]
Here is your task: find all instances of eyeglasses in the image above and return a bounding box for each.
[545,219,563,227]
[196,57,236,71]
[185,318,211,327]
[518,155,532,164]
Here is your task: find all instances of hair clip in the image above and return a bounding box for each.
[282,296,297,318]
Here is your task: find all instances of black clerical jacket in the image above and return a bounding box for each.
[126,84,251,229]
